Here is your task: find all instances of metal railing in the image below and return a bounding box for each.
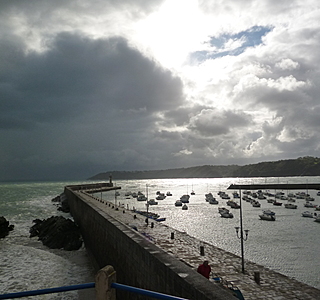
[0,283,95,299]
[0,283,188,300]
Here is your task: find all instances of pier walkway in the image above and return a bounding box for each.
[77,190,320,300]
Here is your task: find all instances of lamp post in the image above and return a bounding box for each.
[146,203,149,226]
[234,189,249,274]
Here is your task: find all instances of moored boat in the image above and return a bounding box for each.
[284,203,297,209]
[175,200,182,206]
[259,213,276,221]
[273,200,282,206]
[218,207,233,218]
[263,209,275,216]
[182,204,188,210]
[301,211,314,218]
[156,193,166,200]
[147,199,158,205]
[180,194,190,203]
[209,198,219,204]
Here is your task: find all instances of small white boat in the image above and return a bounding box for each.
[218,207,233,218]
[175,200,183,207]
[137,194,147,201]
[251,200,261,207]
[284,203,297,209]
[191,190,195,195]
[147,199,158,205]
[182,204,188,210]
[259,213,276,221]
[209,198,219,204]
[301,211,314,218]
[232,192,240,198]
[227,200,240,208]
[205,193,214,201]
[180,194,190,203]
[304,202,315,208]
[220,211,234,218]
[166,191,172,196]
[156,193,166,200]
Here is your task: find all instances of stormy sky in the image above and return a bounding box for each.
[1,0,320,181]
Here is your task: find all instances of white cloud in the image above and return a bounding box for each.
[1,0,320,180]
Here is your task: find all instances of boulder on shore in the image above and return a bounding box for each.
[29,216,82,251]
[52,194,70,213]
[0,216,14,238]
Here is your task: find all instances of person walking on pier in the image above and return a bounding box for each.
[197,260,211,279]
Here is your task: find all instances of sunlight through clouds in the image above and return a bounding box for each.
[1,0,320,180]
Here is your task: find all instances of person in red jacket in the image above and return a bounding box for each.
[197,260,211,279]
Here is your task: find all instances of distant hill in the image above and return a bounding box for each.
[88,156,320,180]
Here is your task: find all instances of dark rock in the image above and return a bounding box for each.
[51,194,70,213]
[29,216,82,250]
[0,216,14,238]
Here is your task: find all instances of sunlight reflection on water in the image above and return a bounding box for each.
[103,176,320,289]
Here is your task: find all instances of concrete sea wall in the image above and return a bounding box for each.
[64,186,237,300]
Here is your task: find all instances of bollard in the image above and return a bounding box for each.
[95,265,116,300]
[171,232,174,239]
[134,215,137,219]
[254,271,260,284]
[200,245,205,256]
[151,222,154,228]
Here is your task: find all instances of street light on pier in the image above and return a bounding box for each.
[234,189,249,274]
[145,203,150,226]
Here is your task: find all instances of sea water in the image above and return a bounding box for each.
[103,176,320,290]
[0,181,95,299]
[1,177,320,298]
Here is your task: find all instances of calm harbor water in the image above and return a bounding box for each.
[0,176,319,298]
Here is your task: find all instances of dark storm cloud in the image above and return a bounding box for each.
[188,109,252,137]
[0,32,185,180]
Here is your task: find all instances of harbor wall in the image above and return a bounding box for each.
[64,186,237,300]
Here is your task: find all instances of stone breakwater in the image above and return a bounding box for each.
[75,189,320,300]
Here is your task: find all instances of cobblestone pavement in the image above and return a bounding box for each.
[81,191,320,300]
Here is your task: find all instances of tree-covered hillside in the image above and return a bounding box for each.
[88,156,320,180]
